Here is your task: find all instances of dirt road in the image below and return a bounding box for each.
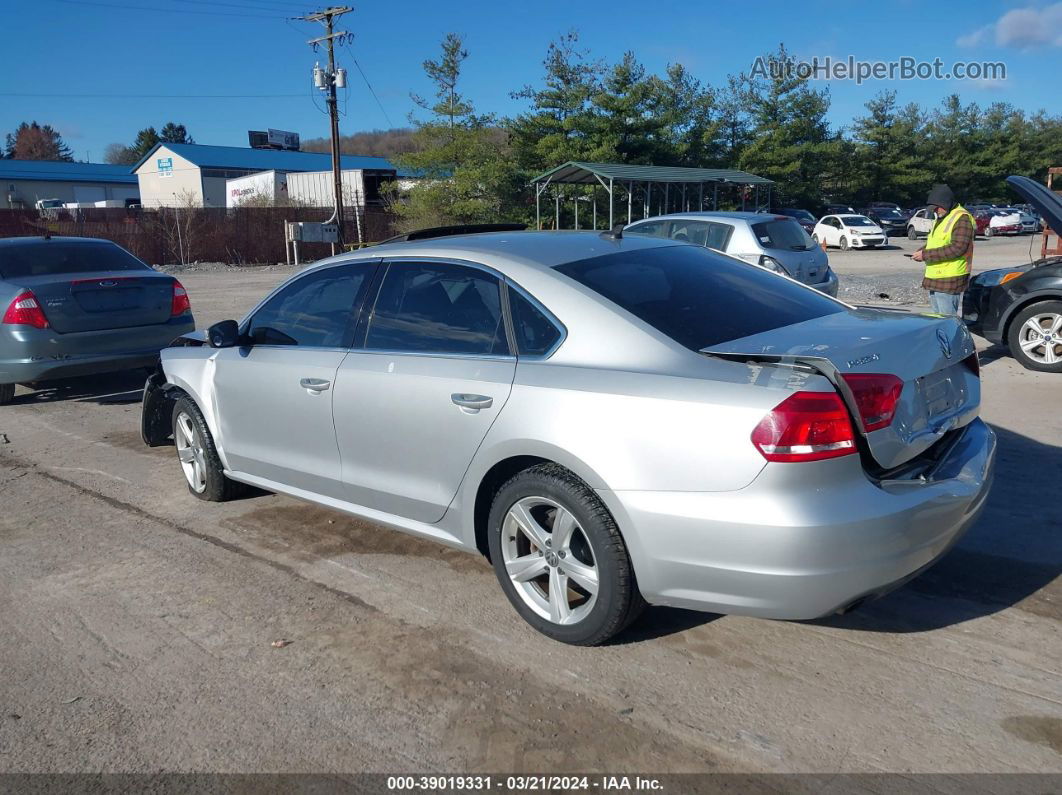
[0,264,1059,776]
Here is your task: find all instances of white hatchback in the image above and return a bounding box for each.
[813,214,887,250]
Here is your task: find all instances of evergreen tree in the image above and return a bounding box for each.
[4,121,74,161]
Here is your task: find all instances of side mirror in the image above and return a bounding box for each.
[207,319,240,348]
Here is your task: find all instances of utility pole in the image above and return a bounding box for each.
[301,6,351,247]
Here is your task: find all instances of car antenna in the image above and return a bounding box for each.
[599,223,624,240]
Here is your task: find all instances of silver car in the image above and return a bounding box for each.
[626,211,839,296]
[1,236,195,405]
[143,230,994,645]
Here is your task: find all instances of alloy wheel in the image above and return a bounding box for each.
[174,411,208,493]
[1017,313,1062,366]
[501,496,599,626]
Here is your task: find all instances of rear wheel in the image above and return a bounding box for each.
[0,384,13,405]
[839,236,850,251]
[488,464,645,646]
[1007,301,1062,373]
[172,395,245,501]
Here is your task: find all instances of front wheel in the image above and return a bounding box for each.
[488,464,645,645]
[984,226,994,238]
[0,383,13,405]
[839,236,850,251]
[172,395,245,501]
[907,226,918,240]
[1007,301,1062,373]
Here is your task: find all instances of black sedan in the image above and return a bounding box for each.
[963,176,1062,372]
[861,208,909,236]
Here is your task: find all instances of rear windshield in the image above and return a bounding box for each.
[751,219,813,250]
[0,241,150,279]
[555,245,845,350]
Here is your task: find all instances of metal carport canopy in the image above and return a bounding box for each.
[530,161,774,230]
[531,161,774,186]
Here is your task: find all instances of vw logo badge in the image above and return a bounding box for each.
[936,328,953,359]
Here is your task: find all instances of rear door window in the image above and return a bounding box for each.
[666,220,733,251]
[364,261,509,356]
[247,263,373,347]
[555,245,844,350]
[0,241,150,279]
[509,289,562,356]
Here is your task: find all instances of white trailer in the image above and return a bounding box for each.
[285,169,366,209]
[225,170,289,208]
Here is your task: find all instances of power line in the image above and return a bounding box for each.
[344,43,395,128]
[0,92,304,98]
[48,0,282,18]
[169,0,309,13]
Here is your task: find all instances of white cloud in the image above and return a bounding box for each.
[956,26,989,48]
[957,3,1062,49]
[970,77,1009,91]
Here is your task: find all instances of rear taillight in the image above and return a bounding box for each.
[963,352,980,377]
[751,391,857,463]
[2,290,49,329]
[171,280,191,317]
[841,373,904,432]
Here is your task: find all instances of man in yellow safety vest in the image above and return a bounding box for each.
[911,183,974,316]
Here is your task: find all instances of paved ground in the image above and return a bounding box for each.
[0,242,1059,776]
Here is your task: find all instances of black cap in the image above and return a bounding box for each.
[926,184,955,213]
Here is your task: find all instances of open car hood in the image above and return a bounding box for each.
[1006,175,1062,235]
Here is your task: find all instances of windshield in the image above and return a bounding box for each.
[841,215,875,227]
[555,245,844,351]
[751,219,813,250]
[875,210,904,219]
[784,209,816,222]
[0,241,150,279]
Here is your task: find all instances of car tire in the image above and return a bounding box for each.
[985,226,994,238]
[907,226,917,240]
[1007,301,1062,373]
[171,395,245,501]
[839,236,850,251]
[487,463,645,646]
[0,383,14,405]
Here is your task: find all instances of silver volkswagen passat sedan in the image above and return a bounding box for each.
[143,229,994,645]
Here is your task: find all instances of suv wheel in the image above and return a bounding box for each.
[488,464,645,646]
[0,383,13,405]
[172,395,245,501]
[907,226,917,240]
[1007,301,1062,373]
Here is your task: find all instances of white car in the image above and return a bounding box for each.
[987,209,1023,236]
[997,207,1040,234]
[906,207,936,239]
[813,215,886,250]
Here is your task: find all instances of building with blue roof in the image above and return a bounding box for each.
[132,142,401,208]
[1,160,140,209]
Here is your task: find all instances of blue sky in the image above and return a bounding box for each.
[4,0,1061,162]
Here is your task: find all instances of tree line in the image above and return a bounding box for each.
[388,35,1062,230]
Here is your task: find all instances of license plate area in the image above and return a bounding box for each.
[918,369,957,418]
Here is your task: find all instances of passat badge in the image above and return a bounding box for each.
[846,353,880,369]
[936,328,953,359]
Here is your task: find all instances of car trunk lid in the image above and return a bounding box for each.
[9,271,177,333]
[703,308,980,469]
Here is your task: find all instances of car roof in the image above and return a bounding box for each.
[632,211,779,223]
[0,236,116,248]
[311,230,682,273]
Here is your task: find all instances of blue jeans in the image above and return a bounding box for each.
[929,291,962,316]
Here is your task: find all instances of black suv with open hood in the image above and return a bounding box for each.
[963,175,1062,372]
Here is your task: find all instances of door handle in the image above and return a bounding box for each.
[451,393,493,410]
[300,378,331,392]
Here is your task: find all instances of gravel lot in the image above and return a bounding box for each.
[0,234,1059,778]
